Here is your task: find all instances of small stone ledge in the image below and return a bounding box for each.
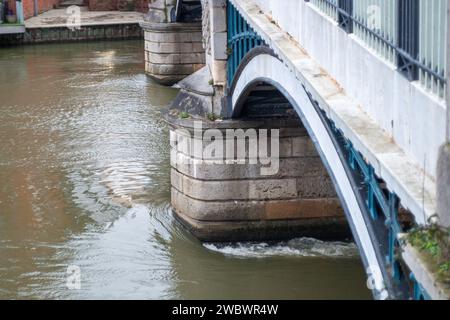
[163,110,305,131]
[401,239,450,300]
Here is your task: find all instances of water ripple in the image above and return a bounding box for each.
[204,237,359,259]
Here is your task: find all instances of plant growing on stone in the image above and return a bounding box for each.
[206,112,220,121]
[408,224,450,283]
[179,111,190,119]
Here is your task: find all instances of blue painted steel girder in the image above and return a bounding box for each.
[227,2,264,86]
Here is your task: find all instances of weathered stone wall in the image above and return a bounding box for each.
[21,23,143,44]
[207,0,227,86]
[88,0,119,11]
[141,0,205,85]
[167,116,348,242]
[88,0,151,12]
[145,0,175,23]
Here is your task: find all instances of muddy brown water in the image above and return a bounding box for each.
[0,40,371,299]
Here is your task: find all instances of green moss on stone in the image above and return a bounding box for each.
[408,225,450,283]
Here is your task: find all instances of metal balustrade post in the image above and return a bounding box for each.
[311,0,446,97]
[226,0,264,87]
[387,193,401,281]
[397,0,420,80]
[338,0,353,33]
[366,166,378,220]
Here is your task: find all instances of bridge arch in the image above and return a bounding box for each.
[228,49,393,299]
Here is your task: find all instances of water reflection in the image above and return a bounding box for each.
[0,41,371,299]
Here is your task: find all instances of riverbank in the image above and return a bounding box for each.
[0,8,144,45]
[0,40,371,299]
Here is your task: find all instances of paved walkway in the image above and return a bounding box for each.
[25,8,145,29]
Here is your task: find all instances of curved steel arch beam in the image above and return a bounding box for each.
[229,51,396,299]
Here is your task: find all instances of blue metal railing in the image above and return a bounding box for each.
[227,1,264,86]
[303,86,429,299]
[330,117,430,300]
[411,274,431,300]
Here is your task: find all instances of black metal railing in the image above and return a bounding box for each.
[397,0,420,80]
[308,0,446,96]
[337,0,353,33]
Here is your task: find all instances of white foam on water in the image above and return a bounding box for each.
[204,237,359,258]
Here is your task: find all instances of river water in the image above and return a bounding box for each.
[0,40,371,299]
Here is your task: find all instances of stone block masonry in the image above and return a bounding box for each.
[0,8,145,45]
[17,24,143,44]
[166,114,349,242]
[141,21,205,85]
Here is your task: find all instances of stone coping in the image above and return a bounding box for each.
[0,25,26,34]
[163,111,304,131]
[26,22,142,29]
[25,10,144,29]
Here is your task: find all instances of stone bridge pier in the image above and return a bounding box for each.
[167,112,348,242]
[140,0,205,85]
[148,0,349,241]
